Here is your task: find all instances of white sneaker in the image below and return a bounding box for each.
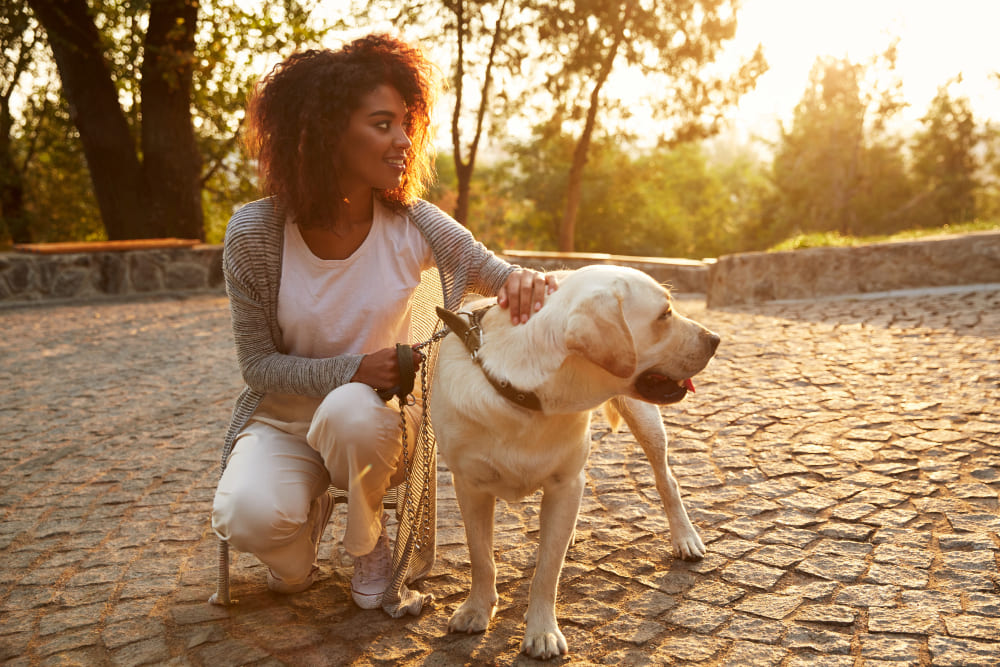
[266,492,334,594]
[351,514,392,609]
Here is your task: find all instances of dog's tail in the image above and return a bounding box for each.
[602,399,624,433]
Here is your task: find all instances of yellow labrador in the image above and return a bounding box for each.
[431,265,719,659]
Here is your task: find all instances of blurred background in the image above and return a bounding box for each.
[2,0,998,259]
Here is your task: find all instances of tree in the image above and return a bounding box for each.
[445,0,517,225]
[2,2,106,245]
[28,0,202,240]
[23,0,328,241]
[532,0,766,251]
[767,49,911,243]
[909,81,980,227]
[0,0,39,243]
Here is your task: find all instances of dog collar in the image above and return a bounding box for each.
[436,305,543,411]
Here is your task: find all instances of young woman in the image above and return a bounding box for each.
[210,34,555,610]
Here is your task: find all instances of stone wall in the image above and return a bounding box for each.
[2,231,997,308]
[706,231,1000,308]
[0,245,224,306]
[0,246,711,308]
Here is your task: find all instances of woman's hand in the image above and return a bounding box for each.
[497,269,559,325]
[352,346,423,391]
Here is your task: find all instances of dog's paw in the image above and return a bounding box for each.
[672,530,706,561]
[448,601,494,634]
[521,625,567,659]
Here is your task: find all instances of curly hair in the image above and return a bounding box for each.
[244,34,438,227]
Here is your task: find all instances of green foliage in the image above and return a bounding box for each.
[474,125,771,259]
[4,1,997,257]
[528,0,768,250]
[909,81,980,227]
[766,53,913,246]
[770,220,1000,252]
[16,95,104,243]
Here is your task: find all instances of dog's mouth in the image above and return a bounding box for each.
[635,371,696,404]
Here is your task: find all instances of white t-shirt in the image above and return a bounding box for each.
[252,200,434,431]
[277,199,435,358]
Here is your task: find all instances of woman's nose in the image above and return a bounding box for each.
[393,130,412,149]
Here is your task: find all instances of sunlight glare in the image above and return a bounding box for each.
[724,0,1000,139]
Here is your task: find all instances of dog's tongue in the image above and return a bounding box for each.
[682,378,696,393]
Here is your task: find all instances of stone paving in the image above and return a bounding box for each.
[0,286,998,666]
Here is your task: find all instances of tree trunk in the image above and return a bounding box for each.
[450,0,507,226]
[1,86,30,243]
[141,0,204,240]
[0,6,33,243]
[455,160,473,225]
[27,0,148,240]
[0,149,29,243]
[558,22,624,252]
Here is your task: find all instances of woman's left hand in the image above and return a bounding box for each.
[497,269,559,325]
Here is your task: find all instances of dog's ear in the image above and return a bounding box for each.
[565,291,637,378]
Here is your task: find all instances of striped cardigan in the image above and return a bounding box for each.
[219,196,517,466]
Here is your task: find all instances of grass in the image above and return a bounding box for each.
[768,220,1000,252]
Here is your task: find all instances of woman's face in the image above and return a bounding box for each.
[336,84,412,196]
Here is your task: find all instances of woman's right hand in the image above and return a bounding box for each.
[352,346,423,392]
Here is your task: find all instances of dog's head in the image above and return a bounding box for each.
[561,266,719,404]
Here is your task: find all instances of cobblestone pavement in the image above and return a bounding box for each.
[1,286,998,666]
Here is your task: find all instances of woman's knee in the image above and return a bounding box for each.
[308,383,391,451]
[212,480,310,553]
[308,383,402,489]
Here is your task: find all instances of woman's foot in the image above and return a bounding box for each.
[351,514,391,609]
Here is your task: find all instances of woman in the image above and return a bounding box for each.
[210,34,555,610]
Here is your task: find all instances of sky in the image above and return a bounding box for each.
[714,0,1000,140]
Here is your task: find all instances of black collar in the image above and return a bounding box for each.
[436,306,543,411]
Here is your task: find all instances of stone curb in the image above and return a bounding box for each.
[707,231,1000,308]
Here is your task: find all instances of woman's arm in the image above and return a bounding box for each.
[223,209,364,397]
[409,200,556,320]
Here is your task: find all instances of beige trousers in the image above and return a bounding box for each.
[211,383,419,586]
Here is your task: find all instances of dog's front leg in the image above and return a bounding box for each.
[614,397,705,560]
[448,479,499,634]
[522,470,584,659]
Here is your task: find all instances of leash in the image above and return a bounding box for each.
[376,327,451,403]
[379,305,541,610]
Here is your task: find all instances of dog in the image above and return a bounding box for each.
[430,265,720,659]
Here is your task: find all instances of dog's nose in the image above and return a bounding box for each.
[705,331,721,354]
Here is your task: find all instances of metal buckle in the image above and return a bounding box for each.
[458,310,484,363]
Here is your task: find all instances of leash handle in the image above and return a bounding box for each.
[376,343,416,402]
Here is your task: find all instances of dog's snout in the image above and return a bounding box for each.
[704,330,721,354]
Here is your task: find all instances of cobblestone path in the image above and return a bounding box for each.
[1,287,997,665]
